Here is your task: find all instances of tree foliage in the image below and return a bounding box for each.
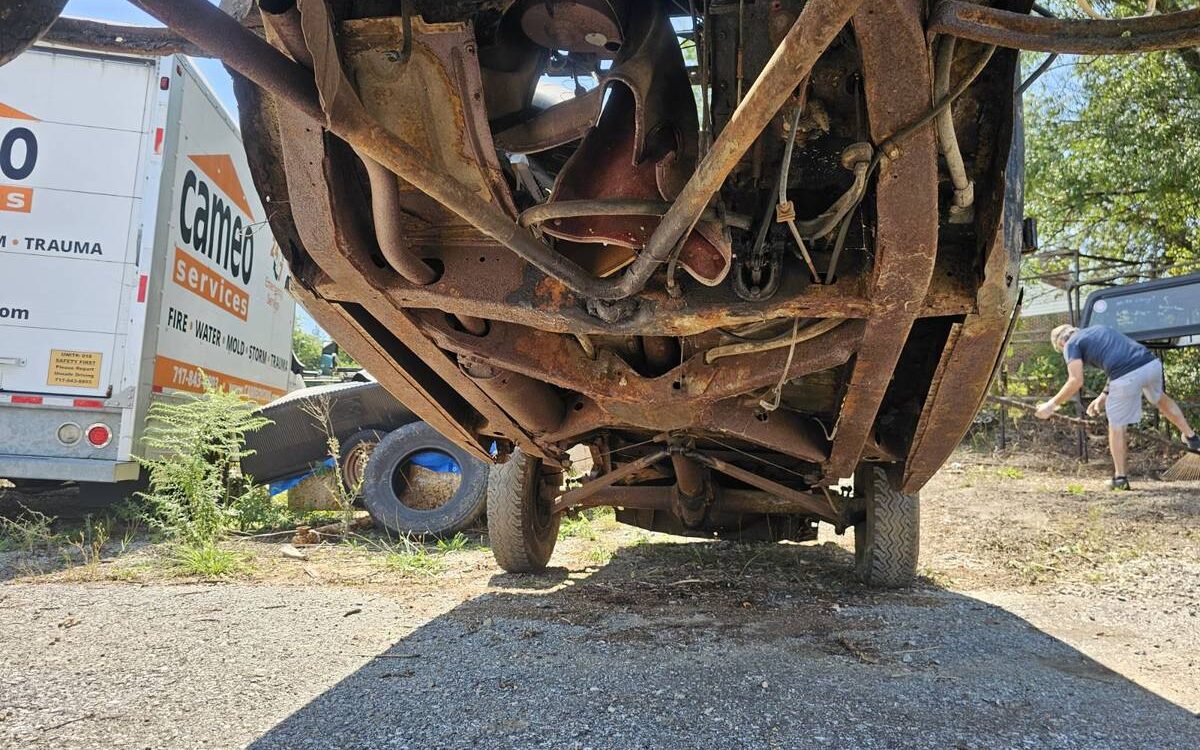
[1020,1,1200,408]
[293,325,324,369]
[1025,4,1200,284]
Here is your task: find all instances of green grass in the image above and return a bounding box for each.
[996,466,1025,480]
[172,543,247,577]
[1066,483,1086,496]
[585,545,613,565]
[385,545,444,577]
[559,507,615,541]
[434,532,477,553]
[559,513,598,541]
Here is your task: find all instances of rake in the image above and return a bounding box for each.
[988,395,1200,481]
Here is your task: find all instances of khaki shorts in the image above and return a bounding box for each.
[1105,359,1164,427]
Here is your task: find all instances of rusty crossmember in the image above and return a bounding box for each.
[550,449,671,514]
[549,446,838,523]
[557,486,837,520]
[683,452,838,523]
[414,313,864,409]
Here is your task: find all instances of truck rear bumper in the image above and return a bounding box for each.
[0,456,140,483]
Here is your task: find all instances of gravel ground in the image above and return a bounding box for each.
[0,453,1197,749]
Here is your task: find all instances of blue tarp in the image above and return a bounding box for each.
[268,451,459,496]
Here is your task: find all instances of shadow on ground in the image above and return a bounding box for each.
[245,538,1200,750]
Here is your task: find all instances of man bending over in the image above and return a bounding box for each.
[1036,324,1200,490]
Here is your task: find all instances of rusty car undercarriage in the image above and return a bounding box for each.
[13,0,1200,584]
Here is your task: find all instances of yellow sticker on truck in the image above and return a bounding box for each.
[47,349,102,389]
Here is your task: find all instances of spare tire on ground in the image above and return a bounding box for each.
[361,422,489,536]
[338,428,386,497]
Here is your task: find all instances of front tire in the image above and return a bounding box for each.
[487,449,559,572]
[853,465,919,588]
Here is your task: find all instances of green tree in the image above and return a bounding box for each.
[293,325,323,369]
[1024,2,1200,284]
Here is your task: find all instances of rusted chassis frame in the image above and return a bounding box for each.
[48,0,1029,497]
[549,448,848,529]
[113,0,875,465]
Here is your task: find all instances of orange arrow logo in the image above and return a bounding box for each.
[189,153,252,218]
[0,102,38,121]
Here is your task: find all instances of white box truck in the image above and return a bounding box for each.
[0,46,297,488]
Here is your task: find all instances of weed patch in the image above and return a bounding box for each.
[137,378,272,545]
[996,467,1025,480]
[0,506,57,554]
[172,543,248,577]
[385,545,444,577]
[435,532,473,553]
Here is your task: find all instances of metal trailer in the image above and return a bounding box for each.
[0,45,297,489]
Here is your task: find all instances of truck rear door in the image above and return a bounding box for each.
[0,48,158,400]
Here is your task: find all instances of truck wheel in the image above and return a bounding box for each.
[339,429,385,498]
[853,465,919,588]
[361,422,487,536]
[487,449,559,573]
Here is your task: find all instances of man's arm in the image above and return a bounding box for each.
[1036,359,1085,419]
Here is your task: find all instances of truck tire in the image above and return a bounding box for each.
[361,422,487,536]
[853,465,919,588]
[339,429,385,497]
[487,449,559,573]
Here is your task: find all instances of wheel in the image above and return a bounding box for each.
[361,422,488,536]
[339,429,386,497]
[486,449,559,572]
[853,465,919,588]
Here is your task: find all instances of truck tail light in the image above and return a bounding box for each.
[85,423,112,448]
[57,422,82,445]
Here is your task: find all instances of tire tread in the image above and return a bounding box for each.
[487,450,557,572]
[855,466,919,588]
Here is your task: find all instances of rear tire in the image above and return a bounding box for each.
[853,465,919,588]
[487,449,559,572]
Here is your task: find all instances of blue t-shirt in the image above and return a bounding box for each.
[1064,326,1155,380]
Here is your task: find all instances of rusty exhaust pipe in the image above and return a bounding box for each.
[359,156,439,286]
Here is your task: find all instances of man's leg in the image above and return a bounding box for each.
[1154,393,1198,440]
[1108,423,1128,480]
